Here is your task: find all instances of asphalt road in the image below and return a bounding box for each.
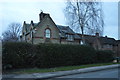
[46,68,120,80]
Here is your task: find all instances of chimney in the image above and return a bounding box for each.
[95,32,99,37]
[39,11,44,22]
[105,36,107,38]
[31,20,34,26]
[39,11,49,22]
[24,21,26,24]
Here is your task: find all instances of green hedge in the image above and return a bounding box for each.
[2,42,37,69]
[35,44,97,68]
[96,50,114,63]
[2,42,114,69]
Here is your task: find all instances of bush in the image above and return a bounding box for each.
[35,44,97,68]
[2,42,37,69]
[2,42,114,70]
[96,50,114,63]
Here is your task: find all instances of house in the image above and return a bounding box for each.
[21,12,119,57]
[21,12,81,45]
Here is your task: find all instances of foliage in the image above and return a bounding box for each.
[96,50,114,63]
[2,42,37,69]
[2,42,114,70]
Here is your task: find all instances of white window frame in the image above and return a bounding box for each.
[45,29,51,38]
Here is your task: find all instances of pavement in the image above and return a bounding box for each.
[57,68,119,78]
[2,64,119,79]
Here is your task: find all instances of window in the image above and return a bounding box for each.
[103,44,112,49]
[66,34,74,41]
[80,40,84,45]
[45,29,51,38]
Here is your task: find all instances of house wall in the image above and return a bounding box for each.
[33,15,60,44]
[101,44,113,51]
[118,43,120,57]
[61,39,80,45]
[26,33,32,43]
[92,38,102,50]
[113,45,118,57]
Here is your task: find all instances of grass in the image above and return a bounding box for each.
[3,62,119,74]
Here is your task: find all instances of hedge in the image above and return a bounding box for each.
[2,42,114,69]
[96,50,114,63]
[2,42,37,69]
[35,44,97,68]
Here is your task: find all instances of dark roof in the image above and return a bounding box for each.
[98,37,116,45]
[56,25,75,34]
[24,23,39,33]
[78,34,117,45]
[78,34,96,44]
[56,25,81,39]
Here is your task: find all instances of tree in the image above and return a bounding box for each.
[2,23,21,42]
[64,0,104,44]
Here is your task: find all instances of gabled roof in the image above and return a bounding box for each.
[25,23,30,33]
[24,23,38,33]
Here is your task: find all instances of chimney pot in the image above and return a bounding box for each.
[95,33,99,37]
[24,21,26,24]
[31,20,34,26]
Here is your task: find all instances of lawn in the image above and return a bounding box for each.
[3,62,119,74]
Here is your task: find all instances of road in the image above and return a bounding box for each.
[46,68,119,80]
[2,68,120,80]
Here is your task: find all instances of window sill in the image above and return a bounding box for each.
[66,40,74,42]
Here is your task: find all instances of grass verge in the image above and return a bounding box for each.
[3,63,119,74]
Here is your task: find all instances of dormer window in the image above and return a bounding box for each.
[45,29,51,38]
[66,34,74,41]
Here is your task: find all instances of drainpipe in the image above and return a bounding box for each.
[60,37,61,44]
[32,31,33,44]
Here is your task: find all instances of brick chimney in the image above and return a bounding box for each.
[95,32,99,37]
[39,11,49,22]
[24,21,26,25]
[31,20,34,26]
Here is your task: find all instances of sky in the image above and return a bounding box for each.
[0,0,119,40]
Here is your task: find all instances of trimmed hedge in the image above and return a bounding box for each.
[2,42,37,69]
[96,50,114,63]
[2,42,114,69]
[35,44,97,68]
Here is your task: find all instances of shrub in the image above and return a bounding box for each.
[2,42,114,70]
[96,50,114,63]
[35,44,97,68]
[2,42,37,69]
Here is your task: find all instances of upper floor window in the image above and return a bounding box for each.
[66,34,74,41]
[45,29,51,38]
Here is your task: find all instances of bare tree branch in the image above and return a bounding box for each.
[2,23,22,42]
[64,1,104,44]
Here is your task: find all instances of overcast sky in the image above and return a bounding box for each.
[0,0,118,40]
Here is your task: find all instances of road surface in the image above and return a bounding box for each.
[47,68,119,80]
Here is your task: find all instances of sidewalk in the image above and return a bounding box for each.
[3,64,119,79]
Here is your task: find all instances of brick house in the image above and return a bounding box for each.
[21,12,81,45]
[21,12,120,57]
